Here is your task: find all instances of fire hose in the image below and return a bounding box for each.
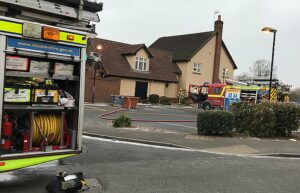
[33,114,61,146]
[98,108,196,123]
[98,96,196,123]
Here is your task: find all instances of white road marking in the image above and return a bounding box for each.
[83,135,300,160]
[160,122,196,130]
[83,135,195,152]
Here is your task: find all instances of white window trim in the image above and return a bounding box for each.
[135,56,148,71]
[193,63,201,74]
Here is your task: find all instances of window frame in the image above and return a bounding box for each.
[193,63,201,74]
[135,56,148,71]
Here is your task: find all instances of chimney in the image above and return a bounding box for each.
[212,15,223,83]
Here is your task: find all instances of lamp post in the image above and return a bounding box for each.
[261,27,277,101]
[222,68,229,84]
[90,44,103,103]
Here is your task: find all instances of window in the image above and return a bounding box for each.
[135,57,148,71]
[193,63,201,73]
[210,87,223,95]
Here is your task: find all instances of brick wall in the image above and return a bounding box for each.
[213,15,224,83]
[85,69,121,103]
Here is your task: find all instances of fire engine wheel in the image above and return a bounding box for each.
[203,102,212,110]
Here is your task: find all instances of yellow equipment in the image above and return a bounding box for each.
[32,114,61,146]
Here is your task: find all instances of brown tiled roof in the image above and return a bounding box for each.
[150,31,216,61]
[88,38,181,83]
[150,31,237,69]
[122,44,153,58]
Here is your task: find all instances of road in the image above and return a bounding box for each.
[1,136,300,193]
[84,105,198,134]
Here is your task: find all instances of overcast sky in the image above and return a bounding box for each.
[96,0,300,89]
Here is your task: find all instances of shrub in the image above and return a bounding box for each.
[159,96,171,105]
[197,111,235,136]
[183,97,192,106]
[230,102,254,134]
[271,103,300,136]
[177,89,187,104]
[231,102,300,137]
[113,114,132,128]
[248,103,276,137]
[148,94,160,104]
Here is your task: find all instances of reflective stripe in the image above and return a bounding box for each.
[0,154,75,172]
[208,87,226,98]
[270,88,277,101]
[0,20,22,34]
[60,31,87,45]
[0,20,86,45]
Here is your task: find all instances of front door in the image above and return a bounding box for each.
[135,81,148,100]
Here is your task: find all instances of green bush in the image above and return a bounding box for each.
[179,97,192,106]
[148,94,160,104]
[248,103,276,137]
[271,103,300,136]
[197,111,235,136]
[230,102,254,134]
[159,96,171,105]
[113,114,132,128]
[231,102,300,137]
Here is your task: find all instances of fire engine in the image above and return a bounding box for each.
[188,78,291,110]
[0,0,102,172]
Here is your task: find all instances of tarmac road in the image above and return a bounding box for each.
[85,105,198,134]
[1,136,300,193]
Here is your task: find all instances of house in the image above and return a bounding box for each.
[150,15,237,91]
[85,39,181,102]
[85,15,237,103]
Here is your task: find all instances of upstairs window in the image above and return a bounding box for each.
[193,63,201,73]
[135,57,148,71]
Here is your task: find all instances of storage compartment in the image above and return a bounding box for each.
[0,111,75,154]
[1,36,84,156]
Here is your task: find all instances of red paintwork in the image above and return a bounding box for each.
[188,83,227,108]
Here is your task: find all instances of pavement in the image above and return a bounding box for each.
[84,104,300,157]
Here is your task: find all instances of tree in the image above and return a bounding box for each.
[235,72,251,79]
[290,88,300,103]
[249,59,277,78]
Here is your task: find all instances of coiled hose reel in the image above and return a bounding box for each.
[33,114,62,146]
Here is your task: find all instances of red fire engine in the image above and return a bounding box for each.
[188,83,263,110]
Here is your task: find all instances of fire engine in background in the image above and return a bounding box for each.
[188,77,291,110]
[0,0,102,172]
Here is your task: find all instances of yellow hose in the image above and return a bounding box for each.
[33,114,62,146]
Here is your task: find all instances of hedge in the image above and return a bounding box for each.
[231,102,300,137]
[197,103,300,137]
[159,96,171,105]
[197,111,235,136]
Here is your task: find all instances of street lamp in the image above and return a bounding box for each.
[90,44,102,103]
[222,68,229,83]
[262,26,277,101]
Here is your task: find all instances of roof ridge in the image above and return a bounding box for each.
[158,31,214,39]
[93,38,145,47]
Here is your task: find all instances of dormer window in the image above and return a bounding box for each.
[135,57,148,71]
